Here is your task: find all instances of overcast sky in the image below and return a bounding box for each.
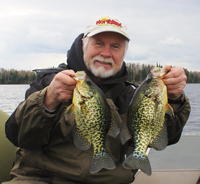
[1,0,200,71]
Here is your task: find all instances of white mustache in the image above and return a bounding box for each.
[92,56,114,65]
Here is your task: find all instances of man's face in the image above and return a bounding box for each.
[83,32,127,78]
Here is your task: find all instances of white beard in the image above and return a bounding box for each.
[84,55,121,78]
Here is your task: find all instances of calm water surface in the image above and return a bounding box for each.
[0,84,29,115]
[183,84,200,135]
[0,83,199,135]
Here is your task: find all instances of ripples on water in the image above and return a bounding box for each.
[183,84,200,135]
[0,85,28,115]
[0,84,199,135]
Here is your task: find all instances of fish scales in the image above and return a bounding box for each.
[67,71,120,174]
[121,67,174,176]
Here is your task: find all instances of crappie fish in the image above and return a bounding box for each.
[67,71,120,174]
[121,67,174,176]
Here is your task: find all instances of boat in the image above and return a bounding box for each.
[0,110,16,183]
[0,110,200,183]
[132,135,200,184]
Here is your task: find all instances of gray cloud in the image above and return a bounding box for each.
[0,0,200,71]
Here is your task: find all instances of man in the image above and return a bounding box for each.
[4,15,190,184]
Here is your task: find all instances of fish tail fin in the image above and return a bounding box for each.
[89,152,116,174]
[122,153,152,176]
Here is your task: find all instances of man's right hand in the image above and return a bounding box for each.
[44,70,77,110]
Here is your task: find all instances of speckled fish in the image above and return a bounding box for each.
[121,67,174,176]
[66,71,120,174]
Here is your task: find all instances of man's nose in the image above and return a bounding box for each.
[100,46,112,58]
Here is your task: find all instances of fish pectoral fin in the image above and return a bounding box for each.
[73,128,91,151]
[165,103,175,117]
[149,123,168,150]
[122,153,152,176]
[66,104,74,114]
[89,152,116,174]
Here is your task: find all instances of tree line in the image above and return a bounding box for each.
[0,69,38,84]
[126,63,200,83]
[0,64,200,84]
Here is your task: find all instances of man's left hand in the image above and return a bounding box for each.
[162,65,187,100]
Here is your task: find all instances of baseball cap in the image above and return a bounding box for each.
[83,15,130,41]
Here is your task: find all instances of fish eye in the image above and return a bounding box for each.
[147,77,152,83]
[146,74,152,83]
[86,80,92,86]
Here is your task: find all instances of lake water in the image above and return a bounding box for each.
[0,84,199,135]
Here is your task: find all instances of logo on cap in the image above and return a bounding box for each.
[96,17,122,29]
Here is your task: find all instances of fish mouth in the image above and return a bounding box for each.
[71,71,86,81]
[158,69,168,79]
[74,88,93,100]
[74,88,85,98]
[151,67,169,79]
[162,70,169,78]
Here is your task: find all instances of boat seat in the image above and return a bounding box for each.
[133,169,200,184]
[0,110,16,183]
